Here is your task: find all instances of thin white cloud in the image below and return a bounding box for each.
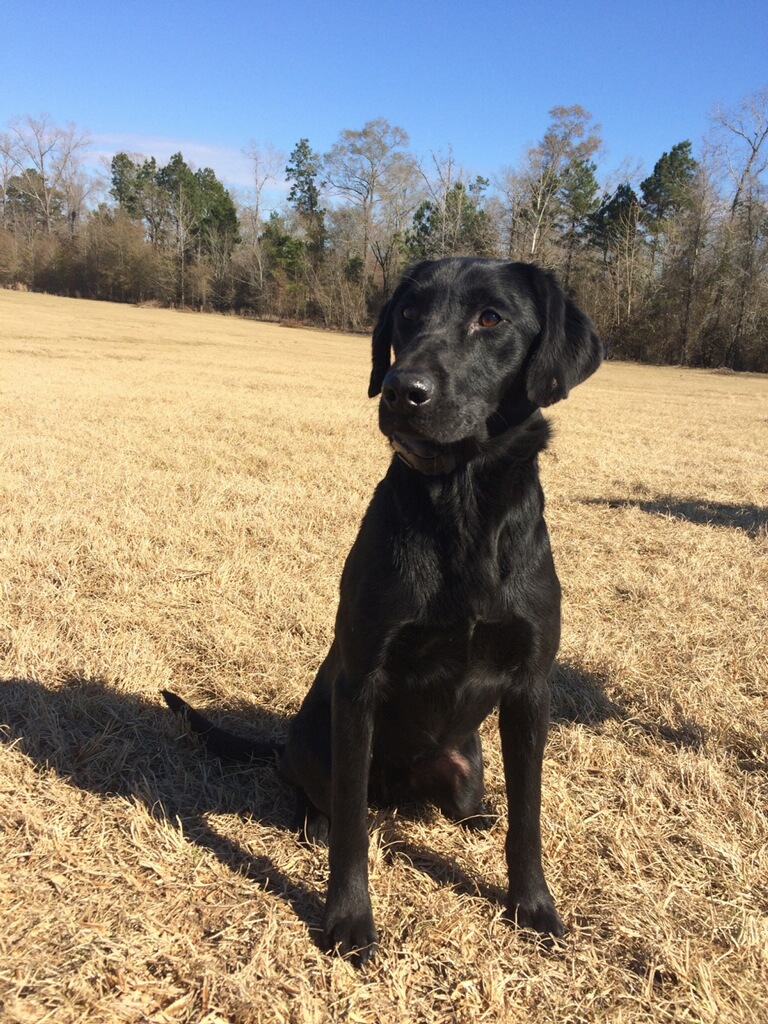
[90,131,289,196]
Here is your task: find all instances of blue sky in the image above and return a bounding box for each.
[3,0,767,208]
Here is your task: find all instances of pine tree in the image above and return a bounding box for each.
[285,138,325,263]
[640,141,697,224]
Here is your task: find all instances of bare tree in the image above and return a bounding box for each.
[244,142,284,228]
[712,87,768,217]
[501,105,602,262]
[370,151,422,296]
[708,88,768,367]
[4,114,92,233]
[0,133,18,229]
[241,142,285,293]
[323,118,417,302]
[668,164,717,364]
[417,148,460,257]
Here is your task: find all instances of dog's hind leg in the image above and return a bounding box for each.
[446,731,491,829]
[279,671,333,827]
[291,787,331,846]
[410,731,489,827]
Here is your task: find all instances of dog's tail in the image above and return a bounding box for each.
[162,689,285,763]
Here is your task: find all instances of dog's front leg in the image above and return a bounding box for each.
[323,674,378,962]
[499,679,564,938]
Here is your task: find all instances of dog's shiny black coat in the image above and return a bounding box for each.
[165,258,601,962]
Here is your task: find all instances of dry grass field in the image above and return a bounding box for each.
[1,288,766,1024]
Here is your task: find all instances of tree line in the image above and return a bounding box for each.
[1,92,767,372]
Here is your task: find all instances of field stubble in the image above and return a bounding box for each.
[0,289,766,1023]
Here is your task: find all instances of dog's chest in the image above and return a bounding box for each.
[374,618,526,749]
[395,514,511,604]
[383,616,531,687]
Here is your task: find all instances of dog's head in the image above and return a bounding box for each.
[369,258,602,447]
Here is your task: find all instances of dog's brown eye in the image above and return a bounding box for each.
[478,310,501,328]
[402,306,418,320]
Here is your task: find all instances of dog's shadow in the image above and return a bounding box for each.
[0,674,517,940]
[1,665,706,944]
[549,661,707,750]
[0,675,331,936]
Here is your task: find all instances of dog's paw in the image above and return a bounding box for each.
[323,904,379,965]
[505,891,564,940]
[458,806,497,831]
[300,810,330,847]
[291,792,330,846]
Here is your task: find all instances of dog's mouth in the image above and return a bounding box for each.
[391,433,441,458]
[390,433,458,476]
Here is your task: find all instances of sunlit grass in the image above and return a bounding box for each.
[1,288,766,1023]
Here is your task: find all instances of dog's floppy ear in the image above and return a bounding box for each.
[368,261,430,398]
[369,296,395,398]
[524,266,603,407]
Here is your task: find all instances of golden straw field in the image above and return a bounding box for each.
[1,288,766,1024]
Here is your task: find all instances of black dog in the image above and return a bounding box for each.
[164,257,602,963]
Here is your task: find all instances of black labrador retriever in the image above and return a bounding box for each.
[164,257,602,962]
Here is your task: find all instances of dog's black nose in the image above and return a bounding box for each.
[381,369,435,412]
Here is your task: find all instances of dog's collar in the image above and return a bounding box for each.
[390,404,542,477]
